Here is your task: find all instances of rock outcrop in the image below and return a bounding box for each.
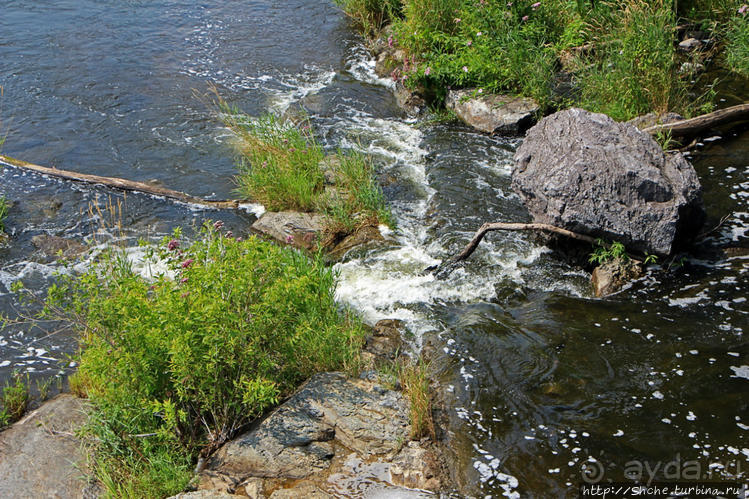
[195,371,442,497]
[446,89,539,135]
[0,394,97,498]
[512,108,705,255]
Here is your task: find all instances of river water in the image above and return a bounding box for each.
[0,1,747,497]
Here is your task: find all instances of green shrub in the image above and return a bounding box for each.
[725,8,749,76]
[42,224,367,495]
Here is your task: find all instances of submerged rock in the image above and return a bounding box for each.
[591,258,644,297]
[31,234,88,259]
[0,394,97,498]
[446,89,539,135]
[512,108,705,255]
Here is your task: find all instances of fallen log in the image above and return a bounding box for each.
[431,222,609,277]
[642,103,749,138]
[0,154,243,210]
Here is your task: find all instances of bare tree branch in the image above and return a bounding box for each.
[643,103,749,138]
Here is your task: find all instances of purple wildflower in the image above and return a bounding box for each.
[167,239,180,251]
[285,234,294,244]
[454,17,461,23]
[213,220,224,231]
[424,66,432,76]
[180,277,188,283]
[740,4,748,14]
[388,34,394,47]
[180,258,194,269]
[225,231,233,238]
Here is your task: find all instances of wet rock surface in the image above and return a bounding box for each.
[31,234,88,260]
[446,89,539,135]
[251,211,326,251]
[0,394,97,498]
[512,108,706,255]
[591,258,644,297]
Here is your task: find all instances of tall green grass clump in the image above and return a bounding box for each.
[393,0,571,108]
[1,372,30,427]
[217,98,394,235]
[725,6,749,76]
[321,151,395,233]
[574,0,688,121]
[334,0,403,37]
[223,110,325,212]
[0,196,9,233]
[41,223,366,496]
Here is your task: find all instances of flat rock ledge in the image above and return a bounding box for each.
[446,89,539,135]
[0,394,98,499]
[186,371,442,498]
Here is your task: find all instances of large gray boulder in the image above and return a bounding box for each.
[446,89,539,135]
[512,108,705,255]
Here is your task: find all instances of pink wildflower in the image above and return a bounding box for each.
[424,66,432,76]
[531,1,541,9]
[478,88,483,93]
[476,31,482,36]
[467,40,472,46]
[522,15,529,21]
[454,17,461,23]
[462,66,469,72]
[213,220,224,231]
[180,277,188,283]
[167,239,179,251]
[225,231,233,238]
[180,258,194,269]
[740,4,748,14]
[181,292,190,299]
[285,234,294,244]
[388,34,394,47]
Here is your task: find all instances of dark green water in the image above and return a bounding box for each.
[0,1,747,497]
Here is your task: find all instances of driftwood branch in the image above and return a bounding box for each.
[431,222,601,277]
[643,103,749,138]
[0,154,243,210]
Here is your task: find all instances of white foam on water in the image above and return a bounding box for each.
[345,45,396,89]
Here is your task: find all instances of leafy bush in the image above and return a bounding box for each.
[589,239,629,264]
[42,224,367,496]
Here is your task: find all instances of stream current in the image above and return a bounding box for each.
[0,1,747,496]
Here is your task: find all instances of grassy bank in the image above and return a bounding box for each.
[218,100,394,239]
[336,0,749,120]
[37,224,367,497]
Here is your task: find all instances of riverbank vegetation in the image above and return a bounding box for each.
[37,224,367,497]
[335,0,749,120]
[0,372,30,427]
[218,100,395,237]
